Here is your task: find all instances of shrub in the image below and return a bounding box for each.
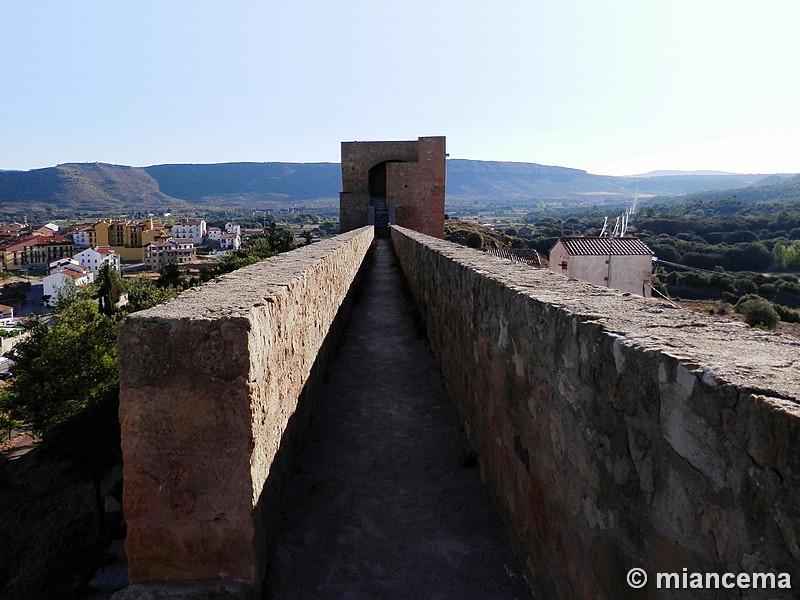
[774,303,800,323]
[735,295,780,330]
[466,231,484,249]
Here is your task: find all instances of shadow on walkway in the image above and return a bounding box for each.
[266,238,533,599]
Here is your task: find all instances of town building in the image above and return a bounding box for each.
[90,218,170,262]
[207,227,223,241]
[171,220,207,245]
[144,239,196,272]
[74,246,122,274]
[0,304,14,321]
[2,235,76,271]
[219,233,241,251]
[42,264,94,306]
[37,223,59,236]
[68,225,93,247]
[548,236,655,297]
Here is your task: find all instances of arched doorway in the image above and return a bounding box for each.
[367,161,403,237]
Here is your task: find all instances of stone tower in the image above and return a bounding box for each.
[339,136,446,238]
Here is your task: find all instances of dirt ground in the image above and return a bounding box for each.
[0,428,40,458]
[677,299,800,339]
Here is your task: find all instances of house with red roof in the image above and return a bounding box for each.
[42,264,94,306]
[2,235,75,271]
[74,246,122,274]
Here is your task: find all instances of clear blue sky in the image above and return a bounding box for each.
[2,1,798,175]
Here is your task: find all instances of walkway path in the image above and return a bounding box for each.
[266,239,533,599]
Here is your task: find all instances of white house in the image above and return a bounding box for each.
[42,266,94,306]
[70,226,92,247]
[0,304,14,321]
[49,257,81,272]
[218,233,241,251]
[171,220,207,244]
[207,227,223,241]
[548,236,654,297]
[74,246,121,274]
[225,222,241,236]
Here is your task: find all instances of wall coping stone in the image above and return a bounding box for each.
[392,225,800,407]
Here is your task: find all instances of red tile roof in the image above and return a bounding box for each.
[5,235,73,251]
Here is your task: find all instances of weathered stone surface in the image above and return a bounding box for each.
[390,225,800,600]
[118,227,373,594]
[112,581,253,600]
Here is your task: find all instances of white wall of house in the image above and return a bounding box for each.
[74,248,122,274]
[225,222,241,235]
[72,230,91,247]
[42,270,94,305]
[219,234,241,251]
[549,240,653,297]
[171,220,206,244]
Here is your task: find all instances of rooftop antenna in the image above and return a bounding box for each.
[630,184,639,215]
[611,216,621,238]
[620,210,629,237]
[599,216,609,237]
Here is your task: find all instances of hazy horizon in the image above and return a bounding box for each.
[1,160,796,180]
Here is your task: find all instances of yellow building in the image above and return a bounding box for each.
[89,219,170,262]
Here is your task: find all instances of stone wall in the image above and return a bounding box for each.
[117,227,374,596]
[390,225,800,599]
[386,137,446,239]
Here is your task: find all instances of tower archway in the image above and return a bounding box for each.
[368,161,404,237]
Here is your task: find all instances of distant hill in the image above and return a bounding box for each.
[678,173,800,204]
[0,159,795,214]
[445,160,789,202]
[632,170,743,177]
[144,162,342,203]
[0,163,186,212]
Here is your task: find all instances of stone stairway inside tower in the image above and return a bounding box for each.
[371,196,390,237]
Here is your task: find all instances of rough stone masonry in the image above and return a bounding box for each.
[116,227,373,596]
[391,225,800,600]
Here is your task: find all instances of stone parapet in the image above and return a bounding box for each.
[117,227,374,596]
[390,225,800,599]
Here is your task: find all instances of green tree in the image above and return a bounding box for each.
[265,221,296,254]
[0,302,120,436]
[774,241,800,271]
[124,278,180,313]
[735,295,780,330]
[157,263,186,289]
[95,262,123,316]
[54,277,94,311]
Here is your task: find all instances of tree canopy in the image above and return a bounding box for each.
[1,302,119,435]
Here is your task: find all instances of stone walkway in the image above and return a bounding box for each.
[265,239,533,599]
